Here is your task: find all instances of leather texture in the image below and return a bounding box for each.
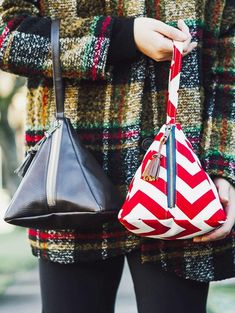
[4,19,122,229]
[51,19,65,119]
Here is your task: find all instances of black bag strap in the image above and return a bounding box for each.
[51,19,65,119]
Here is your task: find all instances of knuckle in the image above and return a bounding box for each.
[220,229,230,238]
[224,230,231,237]
[169,29,175,38]
[155,56,162,62]
[157,41,164,51]
[220,235,227,240]
[220,197,229,205]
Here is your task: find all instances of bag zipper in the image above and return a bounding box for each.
[46,120,63,207]
[166,125,176,208]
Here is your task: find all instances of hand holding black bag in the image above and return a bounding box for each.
[4,19,122,229]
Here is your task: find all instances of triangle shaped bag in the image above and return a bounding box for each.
[4,20,122,229]
[118,41,226,240]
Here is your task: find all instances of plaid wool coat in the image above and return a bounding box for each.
[0,0,234,282]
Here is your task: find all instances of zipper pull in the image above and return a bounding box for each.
[14,135,47,177]
[14,121,62,178]
[162,124,172,143]
[14,131,49,177]
[142,124,172,181]
[14,149,37,177]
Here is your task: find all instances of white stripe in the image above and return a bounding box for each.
[128,175,168,207]
[175,177,213,203]
[174,41,183,53]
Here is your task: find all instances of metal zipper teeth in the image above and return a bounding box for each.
[46,121,63,207]
[167,126,176,208]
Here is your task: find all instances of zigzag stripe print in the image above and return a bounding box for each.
[118,124,226,239]
[118,41,226,240]
[119,124,225,240]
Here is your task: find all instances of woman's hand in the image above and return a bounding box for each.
[133,18,197,62]
[193,178,235,243]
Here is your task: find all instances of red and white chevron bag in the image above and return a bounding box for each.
[118,41,226,240]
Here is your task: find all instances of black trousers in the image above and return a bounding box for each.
[39,250,209,313]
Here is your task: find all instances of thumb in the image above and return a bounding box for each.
[214,177,230,206]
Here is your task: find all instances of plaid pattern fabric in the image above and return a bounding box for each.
[0,0,234,282]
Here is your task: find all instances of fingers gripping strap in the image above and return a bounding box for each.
[51,19,65,119]
[166,41,183,124]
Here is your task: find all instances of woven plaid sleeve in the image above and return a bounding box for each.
[0,0,114,80]
[200,0,235,186]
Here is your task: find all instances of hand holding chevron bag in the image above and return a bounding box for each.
[118,41,226,240]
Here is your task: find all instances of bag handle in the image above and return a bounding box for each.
[166,41,183,124]
[51,19,65,119]
[51,23,182,123]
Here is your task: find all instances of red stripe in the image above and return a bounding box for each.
[176,140,195,163]
[167,100,176,120]
[154,131,164,141]
[117,0,124,16]
[81,130,139,140]
[121,189,173,220]
[175,189,217,219]
[0,17,26,49]
[203,159,230,167]
[25,129,139,143]
[28,228,127,240]
[0,26,9,49]
[155,0,161,20]
[25,134,44,143]
[92,16,111,80]
[139,219,170,236]
[120,219,139,231]
[164,220,201,239]
[170,46,182,81]
[176,164,209,188]
[205,209,226,227]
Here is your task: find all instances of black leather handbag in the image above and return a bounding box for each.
[4,19,122,229]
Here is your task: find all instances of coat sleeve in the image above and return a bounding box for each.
[0,0,114,80]
[106,17,141,66]
[200,0,235,186]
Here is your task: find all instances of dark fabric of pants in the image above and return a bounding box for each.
[39,255,125,313]
[39,251,209,313]
[127,250,209,313]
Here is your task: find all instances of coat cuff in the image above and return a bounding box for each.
[201,153,235,187]
[107,17,141,66]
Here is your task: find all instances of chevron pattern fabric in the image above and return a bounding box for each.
[118,123,226,239]
[118,42,227,240]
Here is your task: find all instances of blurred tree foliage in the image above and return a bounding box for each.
[0,73,26,195]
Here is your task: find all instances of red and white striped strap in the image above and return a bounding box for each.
[166,41,183,124]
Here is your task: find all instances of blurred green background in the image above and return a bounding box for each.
[0,70,234,312]
[0,70,37,294]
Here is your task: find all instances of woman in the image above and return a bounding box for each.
[0,1,234,313]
